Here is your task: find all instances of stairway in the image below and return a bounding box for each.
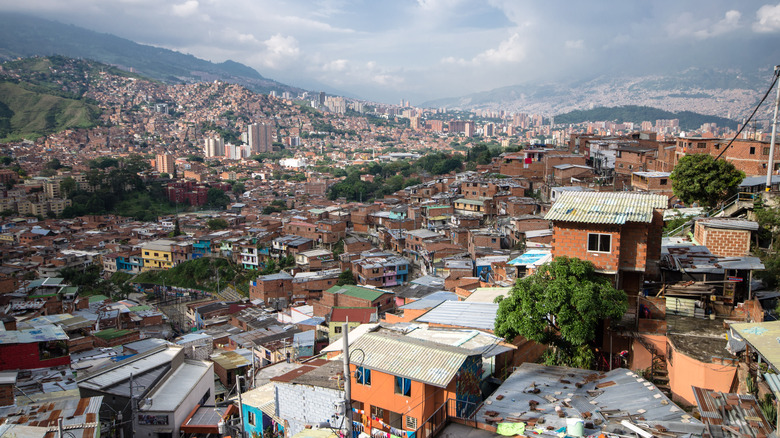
[626,332,673,398]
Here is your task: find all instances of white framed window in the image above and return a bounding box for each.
[587,233,611,253]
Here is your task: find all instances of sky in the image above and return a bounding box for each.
[2,0,780,104]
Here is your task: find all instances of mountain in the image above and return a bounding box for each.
[554,105,739,131]
[0,13,304,96]
[419,68,769,121]
[0,80,100,142]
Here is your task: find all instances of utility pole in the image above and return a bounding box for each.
[342,322,353,437]
[129,373,136,437]
[766,65,780,191]
[236,375,246,438]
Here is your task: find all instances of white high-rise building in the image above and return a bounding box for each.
[204,136,224,158]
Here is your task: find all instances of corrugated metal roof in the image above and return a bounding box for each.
[692,386,773,438]
[730,321,780,370]
[349,332,476,388]
[141,360,213,412]
[545,191,667,224]
[696,218,759,231]
[415,301,498,331]
[477,363,701,435]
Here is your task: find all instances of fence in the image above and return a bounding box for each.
[414,398,481,438]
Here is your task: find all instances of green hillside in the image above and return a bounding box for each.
[0,13,302,95]
[0,80,100,141]
[554,105,738,131]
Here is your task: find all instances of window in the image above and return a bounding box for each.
[587,233,611,253]
[353,401,364,411]
[660,179,667,186]
[394,376,411,397]
[371,406,385,422]
[697,142,706,148]
[356,366,371,385]
[334,326,342,334]
[247,411,255,426]
[765,147,771,155]
[750,147,756,155]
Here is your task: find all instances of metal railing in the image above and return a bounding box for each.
[413,398,481,438]
[662,192,758,237]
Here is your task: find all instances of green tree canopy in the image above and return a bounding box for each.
[336,269,357,286]
[207,218,229,230]
[494,257,627,369]
[206,188,230,209]
[670,154,744,208]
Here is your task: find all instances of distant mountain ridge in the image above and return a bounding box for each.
[420,68,768,121]
[0,13,304,96]
[554,105,739,131]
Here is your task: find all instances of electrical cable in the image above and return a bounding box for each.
[715,68,780,161]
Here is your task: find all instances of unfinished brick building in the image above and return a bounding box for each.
[545,191,667,293]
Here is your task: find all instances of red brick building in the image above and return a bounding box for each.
[249,271,293,306]
[313,284,395,317]
[545,191,667,292]
[693,218,758,258]
[670,137,774,176]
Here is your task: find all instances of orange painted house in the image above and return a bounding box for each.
[348,332,482,436]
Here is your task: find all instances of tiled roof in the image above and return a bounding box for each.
[545,191,666,224]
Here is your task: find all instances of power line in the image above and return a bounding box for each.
[715,68,780,161]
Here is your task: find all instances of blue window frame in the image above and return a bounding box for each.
[394,376,411,396]
[356,366,371,385]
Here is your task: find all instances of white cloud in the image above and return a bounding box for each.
[668,9,741,39]
[322,59,348,72]
[754,2,780,32]
[441,33,525,66]
[474,33,525,63]
[261,34,300,68]
[565,39,584,49]
[171,0,199,17]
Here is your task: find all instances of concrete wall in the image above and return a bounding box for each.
[275,382,345,436]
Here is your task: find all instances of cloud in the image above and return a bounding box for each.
[565,39,584,49]
[668,9,741,39]
[261,34,300,68]
[171,0,199,17]
[443,32,526,65]
[754,2,780,32]
[474,33,525,63]
[322,59,348,72]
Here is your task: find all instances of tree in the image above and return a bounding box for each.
[60,177,77,196]
[232,182,245,196]
[172,219,182,237]
[207,218,229,230]
[206,188,230,209]
[670,154,744,208]
[336,269,356,286]
[494,257,627,369]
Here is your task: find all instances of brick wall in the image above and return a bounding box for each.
[275,382,345,436]
[618,222,650,271]
[552,222,621,272]
[694,223,751,257]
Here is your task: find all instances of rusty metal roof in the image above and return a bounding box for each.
[692,386,773,438]
[348,332,477,388]
[545,191,667,224]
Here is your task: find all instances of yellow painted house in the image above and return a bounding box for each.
[141,239,175,271]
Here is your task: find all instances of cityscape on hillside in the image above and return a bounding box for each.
[0,3,779,438]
